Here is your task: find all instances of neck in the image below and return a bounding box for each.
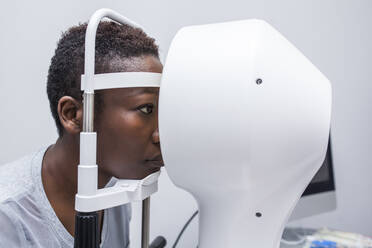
[42,134,111,236]
[43,134,112,195]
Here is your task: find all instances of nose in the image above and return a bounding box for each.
[152,128,160,144]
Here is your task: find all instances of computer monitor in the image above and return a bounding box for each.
[289,135,336,220]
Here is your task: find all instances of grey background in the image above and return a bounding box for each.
[0,0,371,247]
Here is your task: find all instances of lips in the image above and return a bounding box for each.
[148,154,163,161]
[146,154,164,167]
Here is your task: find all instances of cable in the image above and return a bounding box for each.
[280,237,307,246]
[280,228,307,246]
[172,210,199,248]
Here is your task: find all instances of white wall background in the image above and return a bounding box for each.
[0,0,371,247]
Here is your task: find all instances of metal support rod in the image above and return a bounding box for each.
[83,92,95,132]
[142,197,151,248]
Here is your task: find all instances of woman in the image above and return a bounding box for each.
[0,21,163,247]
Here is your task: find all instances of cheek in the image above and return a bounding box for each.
[112,111,148,139]
[96,110,149,160]
[95,107,157,178]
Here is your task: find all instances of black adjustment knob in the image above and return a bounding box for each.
[149,236,167,248]
[74,211,99,248]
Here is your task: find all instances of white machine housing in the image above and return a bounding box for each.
[159,20,332,248]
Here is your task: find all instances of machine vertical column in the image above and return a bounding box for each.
[142,197,151,248]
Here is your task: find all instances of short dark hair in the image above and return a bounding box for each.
[47,21,159,136]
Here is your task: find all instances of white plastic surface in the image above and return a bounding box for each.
[80,132,96,165]
[290,191,337,221]
[75,171,160,212]
[78,133,97,196]
[159,20,331,248]
[81,72,162,91]
[78,165,97,196]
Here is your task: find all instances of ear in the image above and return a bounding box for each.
[57,96,83,135]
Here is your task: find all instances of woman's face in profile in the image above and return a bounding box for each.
[95,55,164,179]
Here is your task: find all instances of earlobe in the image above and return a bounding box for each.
[57,96,83,135]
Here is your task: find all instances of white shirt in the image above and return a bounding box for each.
[0,147,131,248]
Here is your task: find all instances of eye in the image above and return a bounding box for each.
[138,104,154,115]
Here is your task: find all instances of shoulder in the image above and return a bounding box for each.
[0,152,35,203]
[0,148,45,203]
[0,202,26,246]
[0,152,40,246]
[0,147,68,247]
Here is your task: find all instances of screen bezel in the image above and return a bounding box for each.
[302,135,335,196]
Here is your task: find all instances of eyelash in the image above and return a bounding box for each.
[138,104,154,115]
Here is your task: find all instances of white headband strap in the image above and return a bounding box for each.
[81,72,161,91]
